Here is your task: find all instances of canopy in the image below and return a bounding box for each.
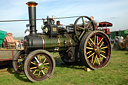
[98,22,113,27]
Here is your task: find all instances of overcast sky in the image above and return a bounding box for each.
[0,0,128,37]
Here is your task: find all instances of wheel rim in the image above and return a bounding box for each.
[84,32,111,69]
[15,52,26,73]
[27,53,54,80]
[74,16,95,41]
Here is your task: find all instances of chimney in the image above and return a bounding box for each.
[26,1,38,35]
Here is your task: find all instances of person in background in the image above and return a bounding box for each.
[90,16,99,27]
[18,41,21,49]
[16,41,19,49]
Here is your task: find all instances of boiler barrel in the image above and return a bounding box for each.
[24,34,74,52]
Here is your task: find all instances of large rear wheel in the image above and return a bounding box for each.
[79,31,111,70]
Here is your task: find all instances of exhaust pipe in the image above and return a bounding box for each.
[26,1,38,35]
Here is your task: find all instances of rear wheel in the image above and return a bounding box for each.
[24,50,55,82]
[79,31,111,70]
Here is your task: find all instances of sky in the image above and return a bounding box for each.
[0,0,128,37]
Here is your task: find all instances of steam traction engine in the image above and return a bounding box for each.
[13,2,111,82]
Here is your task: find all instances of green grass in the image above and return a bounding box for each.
[0,51,128,85]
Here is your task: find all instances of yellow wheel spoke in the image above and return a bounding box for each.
[43,58,47,64]
[20,56,23,59]
[86,51,92,54]
[93,54,97,65]
[30,67,37,70]
[98,38,103,45]
[44,63,49,65]
[91,55,94,63]
[101,46,108,49]
[90,38,95,45]
[38,70,41,76]
[100,54,106,58]
[79,31,85,40]
[97,57,100,65]
[31,62,37,65]
[20,56,25,60]
[44,67,49,71]
[101,51,105,53]
[18,64,23,68]
[87,52,95,58]
[100,41,104,47]
[39,55,42,61]
[99,55,102,62]
[18,61,22,63]
[33,69,37,74]
[41,70,45,75]
[88,41,92,47]
[86,47,93,50]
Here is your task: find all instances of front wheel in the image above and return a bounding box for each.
[24,50,55,82]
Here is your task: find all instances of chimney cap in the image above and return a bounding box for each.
[26,1,38,7]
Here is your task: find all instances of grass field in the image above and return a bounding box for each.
[0,50,128,85]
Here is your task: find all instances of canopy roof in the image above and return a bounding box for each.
[98,22,113,27]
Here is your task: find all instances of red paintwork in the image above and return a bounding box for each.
[104,29,110,34]
[98,37,101,42]
[98,22,113,27]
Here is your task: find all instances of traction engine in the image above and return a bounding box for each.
[13,1,111,82]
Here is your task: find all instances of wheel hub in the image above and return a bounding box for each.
[95,46,101,55]
[38,63,44,70]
